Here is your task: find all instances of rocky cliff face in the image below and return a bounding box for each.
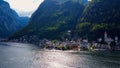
[0,0,29,38]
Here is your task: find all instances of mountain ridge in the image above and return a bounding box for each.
[10,0,85,40]
[77,0,120,41]
[0,0,29,38]
[10,0,120,42]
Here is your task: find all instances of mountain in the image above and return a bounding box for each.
[72,0,89,5]
[44,0,88,5]
[0,0,29,39]
[10,0,85,40]
[77,0,120,41]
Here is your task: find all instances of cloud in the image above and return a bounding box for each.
[88,0,92,1]
[16,10,34,17]
[4,0,43,17]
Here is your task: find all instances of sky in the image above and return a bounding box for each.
[88,0,91,1]
[4,0,91,17]
[4,0,44,17]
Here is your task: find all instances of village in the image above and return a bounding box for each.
[3,31,120,51]
[39,32,120,51]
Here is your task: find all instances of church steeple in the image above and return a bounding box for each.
[104,32,108,42]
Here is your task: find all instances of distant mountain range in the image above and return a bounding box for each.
[0,0,29,39]
[10,0,120,41]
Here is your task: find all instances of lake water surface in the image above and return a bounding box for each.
[0,42,120,68]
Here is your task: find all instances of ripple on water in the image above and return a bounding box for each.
[0,43,120,68]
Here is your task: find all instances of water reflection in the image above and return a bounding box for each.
[32,50,76,68]
[0,43,120,68]
[31,50,120,68]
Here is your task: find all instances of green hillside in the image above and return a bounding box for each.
[77,0,120,41]
[11,0,85,40]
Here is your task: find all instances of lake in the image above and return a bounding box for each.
[0,42,120,68]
